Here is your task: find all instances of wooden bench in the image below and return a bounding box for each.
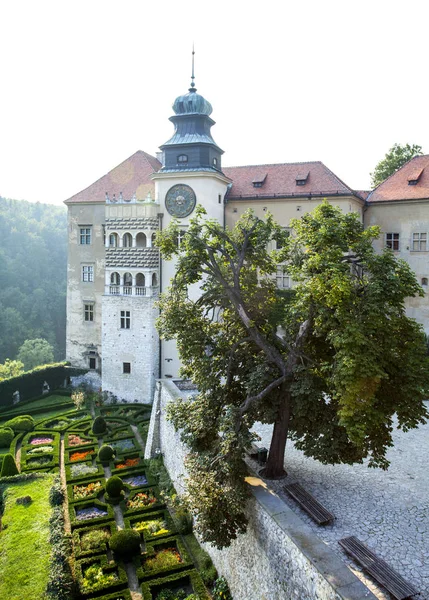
[338,536,418,600]
[284,482,334,525]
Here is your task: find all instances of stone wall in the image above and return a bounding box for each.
[145,379,376,600]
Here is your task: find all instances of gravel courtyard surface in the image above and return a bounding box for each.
[252,404,429,600]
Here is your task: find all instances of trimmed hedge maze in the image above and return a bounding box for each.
[0,397,226,600]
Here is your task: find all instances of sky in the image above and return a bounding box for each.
[1,0,428,206]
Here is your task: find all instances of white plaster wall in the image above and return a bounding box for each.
[101,294,159,403]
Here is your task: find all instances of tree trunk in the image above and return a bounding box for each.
[260,385,290,479]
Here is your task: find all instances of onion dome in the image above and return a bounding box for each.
[172,88,213,116]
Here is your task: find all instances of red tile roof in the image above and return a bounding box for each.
[64,151,162,204]
[222,161,357,199]
[368,155,429,202]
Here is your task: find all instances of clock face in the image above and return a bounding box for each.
[165,184,196,218]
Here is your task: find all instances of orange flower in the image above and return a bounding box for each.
[70,449,94,462]
[116,457,139,469]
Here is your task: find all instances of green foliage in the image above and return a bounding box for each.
[4,414,35,433]
[0,363,68,408]
[370,143,423,187]
[109,528,141,559]
[105,475,124,497]
[0,197,67,363]
[17,338,55,371]
[49,479,65,506]
[0,359,24,381]
[0,427,14,448]
[157,203,429,547]
[80,528,111,552]
[0,453,19,477]
[92,415,107,434]
[212,576,233,600]
[98,444,115,463]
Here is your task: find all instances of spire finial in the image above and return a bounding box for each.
[189,44,196,92]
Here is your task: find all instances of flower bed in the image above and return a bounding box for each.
[72,480,103,501]
[26,455,53,468]
[72,521,117,558]
[69,448,96,462]
[27,445,53,454]
[70,499,113,528]
[125,510,175,541]
[110,438,135,453]
[29,436,53,445]
[67,433,93,447]
[141,570,210,600]
[65,460,104,482]
[76,556,127,597]
[122,474,148,487]
[126,490,157,511]
[137,537,191,581]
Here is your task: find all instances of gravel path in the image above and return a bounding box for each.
[252,404,429,600]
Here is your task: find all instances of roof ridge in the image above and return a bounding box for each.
[224,161,323,169]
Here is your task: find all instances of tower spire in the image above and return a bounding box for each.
[189,44,196,92]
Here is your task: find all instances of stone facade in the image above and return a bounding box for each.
[145,380,376,600]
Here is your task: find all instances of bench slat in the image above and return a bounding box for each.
[339,536,418,600]
[284,482,334,525]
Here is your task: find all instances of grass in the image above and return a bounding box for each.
[0,474,54,600]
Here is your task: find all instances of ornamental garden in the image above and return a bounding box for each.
[0,386,231,600]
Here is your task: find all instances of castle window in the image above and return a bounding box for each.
[422,278,428,286]
[109,233,118,247]
[412,232,427,251]
[252,174,267,188]
[84,303,94,322]
[386,232,399,251]
[123,233,132,247]
[79,227,91,245]
[82,265,94,282]
[276,267,291,289]
[296,172,309,186]
[120,310,131,329]
[177,154,188,163]
[123,362,131,374]
[89,357,96,370]
[408,168,423,186]
[218,194,222,204]
[136,232,147,248]
[110,272,120,285]
[213,158,218,166]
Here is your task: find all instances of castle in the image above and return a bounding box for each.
[65,76,429,403]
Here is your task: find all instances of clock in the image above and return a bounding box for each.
[165,184,196,218]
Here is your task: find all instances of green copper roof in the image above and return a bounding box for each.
[173,89,213,116]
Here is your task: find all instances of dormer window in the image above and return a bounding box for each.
[177,154,188,163]
[252,173,267,188]
[296,172,309,186]
[408,168,423,185]
[213,157,218,167]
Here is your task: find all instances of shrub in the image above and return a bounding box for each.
[0,427,14,448]
[4,415,35,433]
[49,478,65,506]
[98,445,115,463]
[0,453,19,477]
[92,416,106,435]
[109,529,140,560]
[105,476,124,498]
[200,565,218,587]
[212,577,232,600]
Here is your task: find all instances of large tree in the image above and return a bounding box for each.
[17,338,54,371]
[370,143,423,187]
[156,203,429,548]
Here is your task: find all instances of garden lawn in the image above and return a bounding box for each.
[0,474,54,600]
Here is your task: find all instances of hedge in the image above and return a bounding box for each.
[0,400,75,420]
[20,431,60,473]
[71,520,117,559]
[75,555,128,597]
[69,498,114,530]
[124,509,176,542]
[66,477,106,504]
[0,363,69,408]
[65,445,97,465]
[141,569,211,600]
[89,591,132,600]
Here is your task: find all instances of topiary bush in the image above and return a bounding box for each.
[98,445,115,463]
[0,427,14,448]
[4,415,35,433]
[0,453,19,477]
[109,529,140,560]
[92,416,107,435]
[49,478,65,507]
[105,475,124,498]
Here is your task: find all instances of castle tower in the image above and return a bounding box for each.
[101,192,160,403]
[152,60,231,378]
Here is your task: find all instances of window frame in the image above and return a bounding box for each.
[412,232,427,252]
[79,227,92,245]
[276,266,291,289]
[84,303,94,322]
[123,362,131,374]
[82,265,94,282]
[385,232,400,251]
[120,310,131,329]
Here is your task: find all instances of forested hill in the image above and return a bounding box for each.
[0,197,67,363]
